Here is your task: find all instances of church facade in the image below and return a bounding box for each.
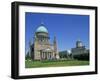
[29,23,59,60]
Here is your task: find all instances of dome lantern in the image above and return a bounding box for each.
[76,39,83,48]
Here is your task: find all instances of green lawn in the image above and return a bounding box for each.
[25,59,89,68]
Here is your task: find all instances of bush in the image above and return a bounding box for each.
[73,53,89,61]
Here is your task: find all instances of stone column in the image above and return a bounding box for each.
[43,52,45,60]
[49,53,51,59]
[47,52,49,60]
[48,52,50,60]
[42,52,44,60]
[44,52,46,60]
[41,51,43,60]
[40,50,43,61]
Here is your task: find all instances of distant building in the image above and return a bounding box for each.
[59,50,71,59]
[29,23,59,60]
[71,40,89,59]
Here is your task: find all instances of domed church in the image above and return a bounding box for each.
[29,23,59,60]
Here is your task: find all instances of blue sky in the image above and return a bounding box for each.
[25,12,89,53]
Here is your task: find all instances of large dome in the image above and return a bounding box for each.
[36,24,48,33]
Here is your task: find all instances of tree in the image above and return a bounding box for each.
[25,52,31,60]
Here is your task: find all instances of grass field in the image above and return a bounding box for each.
[25,59,89,68]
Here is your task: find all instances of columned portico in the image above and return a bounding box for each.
[40,49,54,60]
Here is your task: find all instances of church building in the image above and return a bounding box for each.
[29,23,59,60]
